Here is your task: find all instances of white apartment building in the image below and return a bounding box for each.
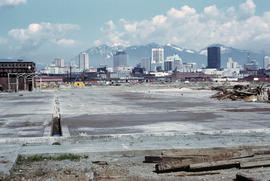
[151,48,164,71]
[54,58,64,68]
[264,56,270,70]
[79,52,89,72]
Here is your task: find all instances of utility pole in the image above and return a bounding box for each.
[69,66,72,83]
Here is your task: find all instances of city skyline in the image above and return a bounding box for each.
[0,0,270,64]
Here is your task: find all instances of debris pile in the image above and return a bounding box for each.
[210,84,270,103]
[144,147,270,180]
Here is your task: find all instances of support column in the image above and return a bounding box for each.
[16,76,19,92]
[8,73,10,92]
[32,76,35,91]
[24,77,27,91]
[40,77,42,91]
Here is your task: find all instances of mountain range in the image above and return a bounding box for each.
[79,43,266,69]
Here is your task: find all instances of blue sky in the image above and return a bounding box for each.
[0,0,270,64]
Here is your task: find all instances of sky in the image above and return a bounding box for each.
[0,0,270,64]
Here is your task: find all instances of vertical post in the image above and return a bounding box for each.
[70,66,72,83]
[32,76,35,91]
[8,73,10,92]
[24,76,27,91]
[40,77,42,91]
[16,76,19,92]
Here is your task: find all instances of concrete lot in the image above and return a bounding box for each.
[58,85,270,138]
[0,84,270,141]
[0,91,54,138]
[1,84,270,180]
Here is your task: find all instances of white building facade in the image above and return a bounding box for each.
[165,54,183,71]
[54,58,64,68]
[151,48,164,71]
[140,57,151,72]
[227,57,238,69]
[79,52,89,72]
[264,56,270,70]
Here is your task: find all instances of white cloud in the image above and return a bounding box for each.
[204,5,219,17]
[96,0,270,53]
[94,40,102,46]
[56,39,76,46]
[152,15,167,25]
[0,0,26,7]
[8,22,79,50]
[167,5,196,19]
[239,0,256,18]
[0,37,8,44]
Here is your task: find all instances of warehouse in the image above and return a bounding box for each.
[0,59,35,92]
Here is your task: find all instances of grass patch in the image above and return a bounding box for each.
[51,154,82,161]
[17,154,88,165]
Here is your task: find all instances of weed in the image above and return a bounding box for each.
[50,154,82,161]
[16,154,87,165]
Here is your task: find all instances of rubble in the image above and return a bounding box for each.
[144,147,270,180]
[210,84,270,103]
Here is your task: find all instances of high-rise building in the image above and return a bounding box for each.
[140,57,151,72]
[113,51,128,69]
[79,52,89,72]
[165,54,182,71]
[264,56,270,70]
[164,60,173,71]
[207,47,221,69]
[227,57,238,69]
[244,59,258,71]
[151,48,164,71]
[182,63,196,72]
[54,58,64,68]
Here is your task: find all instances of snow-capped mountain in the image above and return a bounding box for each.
[80,43,265,68]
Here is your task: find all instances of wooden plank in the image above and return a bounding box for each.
[162,148,253,160]
[155,159,189,173]
[175,171,220,177]
[189,160,240,172]
[240,160,270,169]
[236,173,261,181]
[144,156,162,163]
[144,155,208,163]
[232,149,254,159]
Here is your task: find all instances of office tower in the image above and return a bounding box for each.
[79,52,89,72]
[164,60,173,71]
[140,57,151,72]
[207,47,221,69]
[151,48,164,71]
[166,54,182,71]
[182,63,197,72]
[54,58,64,68]
[113,51,128,68]
[244,59,258,71]
[227,57,238,69]
[264,56,270,70]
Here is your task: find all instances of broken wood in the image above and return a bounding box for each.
[144,155,208,163]
[240,160,270,169]
[210,84,270,103]
[175,171,220,177]
[189,160,240,172]
[144,156,163,163]
[92,161,108,165]
[155,159,189,173]
[236,173,261,181]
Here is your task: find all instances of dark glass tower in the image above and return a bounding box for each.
[113,51,128,68]
[207,47,221,69]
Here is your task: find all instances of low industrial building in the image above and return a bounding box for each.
[0,59,35,92]
[172,72,214,82]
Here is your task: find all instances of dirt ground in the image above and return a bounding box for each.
[3,147,270,181]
